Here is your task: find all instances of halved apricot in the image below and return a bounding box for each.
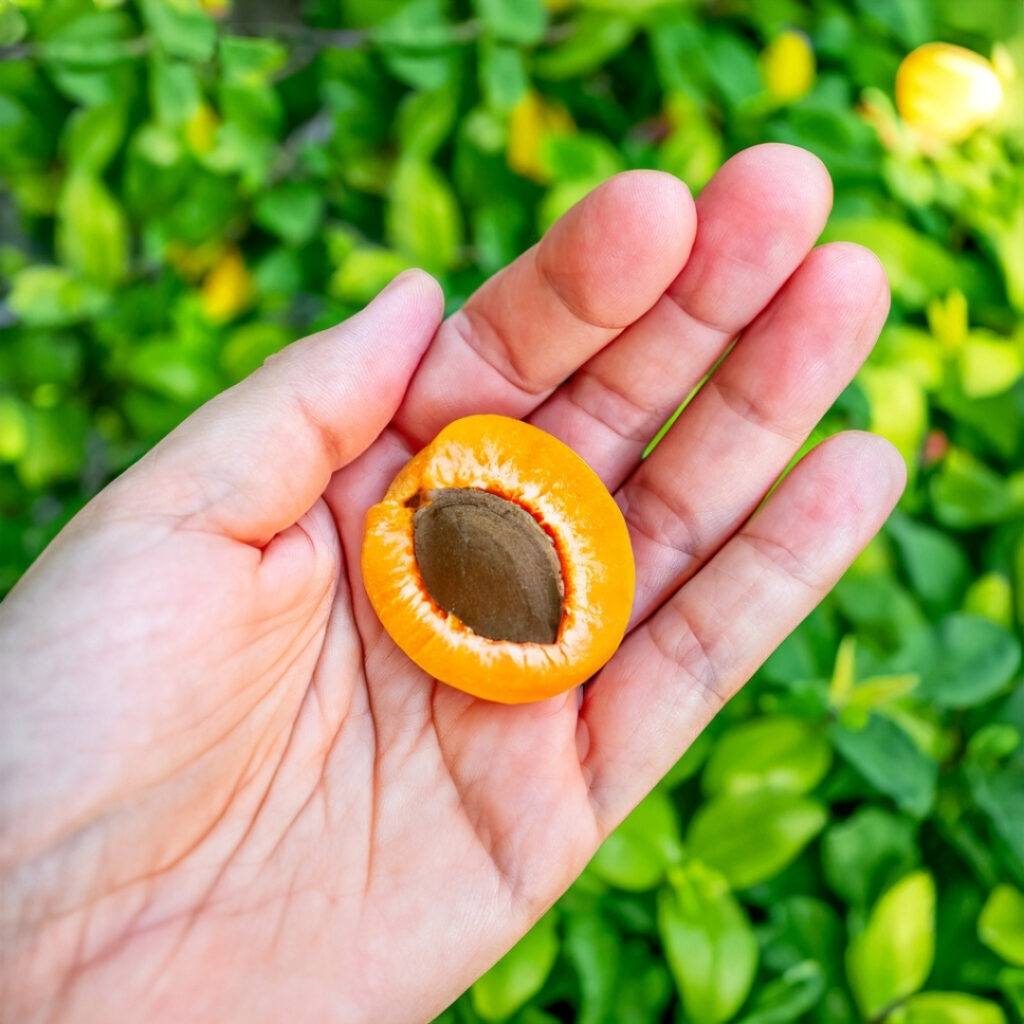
[361,415,635,703]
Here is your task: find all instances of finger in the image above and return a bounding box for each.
[110,271,444,546]
[622,242,889,623]
[530,143,833,486]
[395,171,696,447]
[580,431,906,829]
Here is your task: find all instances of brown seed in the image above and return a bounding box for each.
[413,488,564,644]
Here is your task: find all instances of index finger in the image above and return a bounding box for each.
[394,171,696,447]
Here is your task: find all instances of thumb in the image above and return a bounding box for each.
[120,270,444,545]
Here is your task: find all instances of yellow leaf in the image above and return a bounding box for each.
[896,43,1004,143]
[166,239,226,282]
[201,247,253,322]
[761,29,816,103]
[184,101,219,155]
[507,89,575,183]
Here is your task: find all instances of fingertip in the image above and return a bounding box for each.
[374,268,446,328]
[708,143,834,227]
[809,430,908,509]
[599,169,697,258]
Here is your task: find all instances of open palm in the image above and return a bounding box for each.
[0,146,904,1023]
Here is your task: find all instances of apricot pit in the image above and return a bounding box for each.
[361,415,635,704]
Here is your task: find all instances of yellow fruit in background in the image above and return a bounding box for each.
[761,30,816,103]
[201,247,253,322]
[896,43,1004,142]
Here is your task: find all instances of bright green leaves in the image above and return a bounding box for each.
[470,911,559,1022]
[386,158,463,273]
[657,861,758,1024]
[889,992,1008,1024]
[702,716,832,798]
[687,791,828,890]
[822,806,919,908]
[831,713,938,818]
[56,171,129,288]
[921,614,1022,708]
[846,871,936,1019]
[7,266,108,327]
[979,885,1024,967]
[931,448,1024,530]
[589,789,682,890]
[472,0,547,46]
[254,182,325,248]
[62,101,128,172]
[0,0,27,46]
[138,0,216,61]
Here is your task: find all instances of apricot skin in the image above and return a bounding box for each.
[360,415,635,704]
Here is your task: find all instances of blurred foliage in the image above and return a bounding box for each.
[1,0,1023,1021]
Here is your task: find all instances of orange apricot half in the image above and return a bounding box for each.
[361,415,635,703]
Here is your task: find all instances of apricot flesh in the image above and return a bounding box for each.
[360,415,635,704]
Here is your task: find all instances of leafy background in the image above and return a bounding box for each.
[1,0,1023,1021]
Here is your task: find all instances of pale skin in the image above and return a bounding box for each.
[0,145,904,1022]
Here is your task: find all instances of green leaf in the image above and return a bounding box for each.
[931,447,1024,529]
[534,12,636,79]
[219,35,288,85]
[7,266,109,327]
[822,806,918,908]
[760,896,844,979]
[0,1,28,47]
[886,509,970,614]
[472,0,547,45]
[686,791,828,890]
[610,940,674,1024]
[890,992,1007,1024]
[329,249,415,305]
[39,11,138,106]
[62,101,128,173]
[149,56,202,126]
[563,913,620,1024]
[253,182,325,248]
[734,961,826,1024]
[542,133,624,182]
[970,765,1024,880]
[588,789,683,890]
[846,871,935,1019]
[56,171,129,287]
[858,365,927,469]
[16,403,88,489]
[124,340,220,403]
[830,714,938,818]
[1000,966,1024,1018]
[0,394,29,462]
[964,572,1015,629]
[479,40,529,113]
[396,83,459,157]
[978,885,1024,967]
[470,911,559,1022]
[138,0,216,61]
[220,322,291,383]
[371,0,455,49]
[386,158,463,272]
[657,860,758,1024]
[959,333,1024,399]
[920,614,1021,708]
[703,716,832,798]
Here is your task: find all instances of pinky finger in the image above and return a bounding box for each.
[579,431,906,832]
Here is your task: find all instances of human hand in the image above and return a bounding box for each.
[0,144,904,1023]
